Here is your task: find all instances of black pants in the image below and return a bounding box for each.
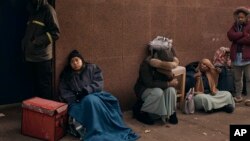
[27,60,53,99]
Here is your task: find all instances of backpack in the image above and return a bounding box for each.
[185,61,199,93]
[183,88,195,114]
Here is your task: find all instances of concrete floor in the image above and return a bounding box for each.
[0,102,249,141]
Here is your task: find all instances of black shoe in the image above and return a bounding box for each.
[222,104,234,113]
[169,112,178,124]
[135,112,154,125]
[206,110,214,113]
[132,100,143,118]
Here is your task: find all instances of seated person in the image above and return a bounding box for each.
[148,36,179,80]
[133,47,179,125]
[192,59,235,113]
[59,50,139,141]
[213,47,235,93]
[213,46,231,68]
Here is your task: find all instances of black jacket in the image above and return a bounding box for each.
[134,59,170,99]
[22,0,60,62]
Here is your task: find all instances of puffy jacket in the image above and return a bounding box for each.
[227,21,250,61]
[22,0,60,62]
[59,63,104,104]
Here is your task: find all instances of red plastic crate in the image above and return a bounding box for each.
[21,97,68,141]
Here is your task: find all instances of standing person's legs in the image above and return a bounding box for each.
[243,64,250,99]
[35,60,53,99]
[233,65,244,102]
[26,62,37,96]
[243,64,250,106]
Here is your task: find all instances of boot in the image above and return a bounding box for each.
[168,112,178,124]
[135,112,154,125]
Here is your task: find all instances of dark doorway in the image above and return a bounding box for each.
[0,0,31,105]
[0,0,56,105]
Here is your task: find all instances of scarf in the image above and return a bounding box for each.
[213,47,231,67]
[195,59,219,95]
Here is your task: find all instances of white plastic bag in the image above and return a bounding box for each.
[183,88,195,114]
[149,36,173,50]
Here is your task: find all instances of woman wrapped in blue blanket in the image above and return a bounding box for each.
[59,50,139,141]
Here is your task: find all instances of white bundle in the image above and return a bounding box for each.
[149,36,173,51]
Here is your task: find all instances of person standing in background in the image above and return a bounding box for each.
[22,0,60,99]
[227,7,250,106]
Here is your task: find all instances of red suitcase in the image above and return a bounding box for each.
[21,97,68,141]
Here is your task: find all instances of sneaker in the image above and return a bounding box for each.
[245,99,250,106]
[234,96,243,103]
[168,112,178,124]
[222,104,234,113]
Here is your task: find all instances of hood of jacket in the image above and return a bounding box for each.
[234,7,250,17]
[27,0,48,13]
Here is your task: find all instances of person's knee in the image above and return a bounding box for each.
[194,94,209,111]
[194,94,207,103]
[82,94,99,104]
[225,91,232,96]
[165,87,177,95]
[151,88,164,98]
[218,91,231,96]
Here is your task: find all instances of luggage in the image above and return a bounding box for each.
[217,67,235,93]
[21,97,68,141]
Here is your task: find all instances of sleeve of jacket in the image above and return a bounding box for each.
[33,6,60,46]
[82,65,104,94]
[140,62,169,89]
[227,24,243,42]
[237,30,250,45]
[59,78,76,104]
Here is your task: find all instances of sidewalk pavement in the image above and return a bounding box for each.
[0,102,249,141]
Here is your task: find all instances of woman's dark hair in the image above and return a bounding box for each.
[60,50,85,81]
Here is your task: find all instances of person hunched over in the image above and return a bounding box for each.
[133,38,179,125]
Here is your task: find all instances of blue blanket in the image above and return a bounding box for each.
[68,91,140,141]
